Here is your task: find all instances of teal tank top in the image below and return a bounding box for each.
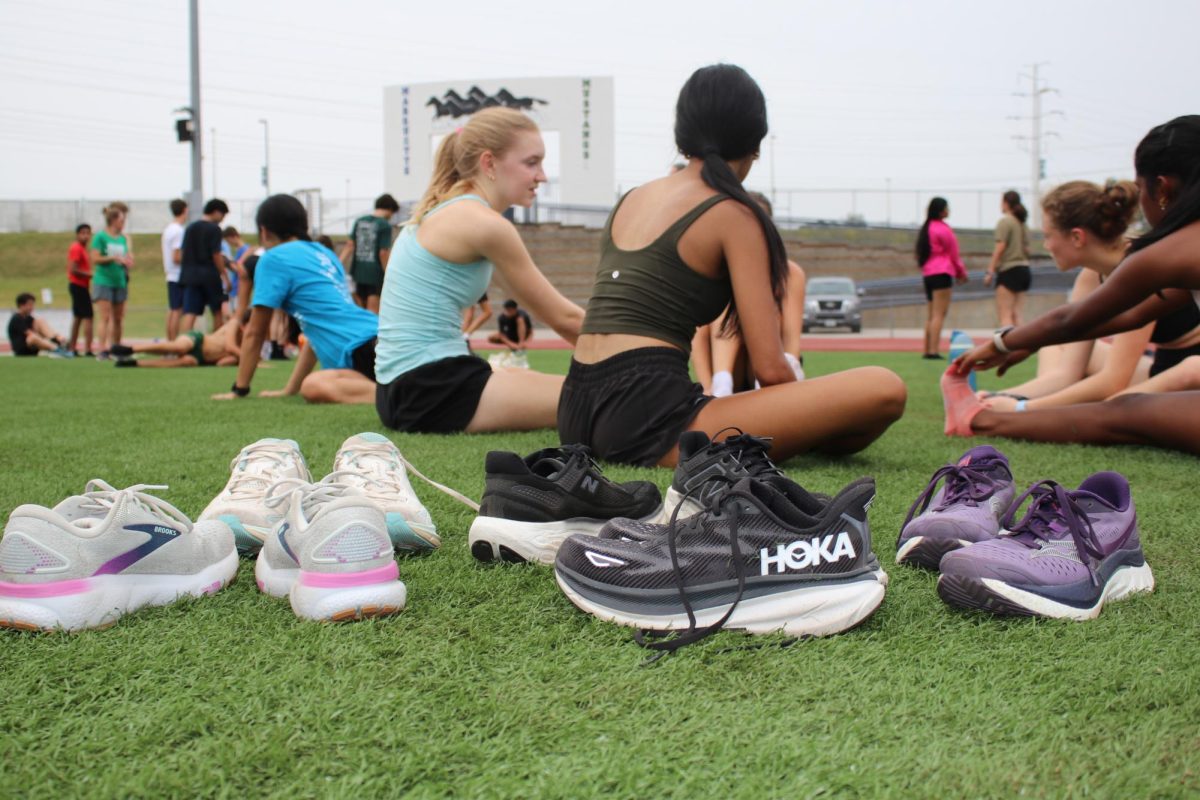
[580,192,733,352]
[375,194,493,383]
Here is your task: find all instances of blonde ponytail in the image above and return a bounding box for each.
[408,107,540,223]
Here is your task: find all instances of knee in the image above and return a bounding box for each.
[863,367,907,420]
[1181,356,1200,387]
[299,375,325,403]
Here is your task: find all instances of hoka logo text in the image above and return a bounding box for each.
[759,533,856,575]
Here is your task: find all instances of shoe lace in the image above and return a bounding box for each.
[77,479,192,529]
[710,427,783,480]
[1001,480,1131,585]
[225,442,301,498]
[634,476,747,659]
[263,474,366,520]
[336,445,412,501]
[902,463,998,528]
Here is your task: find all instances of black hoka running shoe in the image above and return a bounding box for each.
[554,477,887,650]
[468,445,662,565]
[600,471,845,544]
[662,429,820,521]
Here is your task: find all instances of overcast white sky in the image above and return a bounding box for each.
[1,0,1195,224]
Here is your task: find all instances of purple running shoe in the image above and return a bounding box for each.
[937,471,1154,619]
[896,445,1016,569]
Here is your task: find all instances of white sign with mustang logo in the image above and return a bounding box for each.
[383,76,615,207]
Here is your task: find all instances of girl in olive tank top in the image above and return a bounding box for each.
[560,64,907,466]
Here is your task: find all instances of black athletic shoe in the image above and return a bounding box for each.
[109,344,134,357]
[659,429,814,521]
[114,358,138,368]
[600,471,847,544]
[554,477,887,651]
[468,445,662,565]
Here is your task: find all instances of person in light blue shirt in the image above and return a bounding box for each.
[374,107,583,433]
[214,194,379,404]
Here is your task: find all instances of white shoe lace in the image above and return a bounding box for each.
[335,443,479,512]
[224,441,303,499]
[75,479,193,529]
[263,475,365,522]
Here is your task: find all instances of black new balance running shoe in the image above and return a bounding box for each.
[554,477,886,649]
[662,429,818,521]
[469,445,662,565]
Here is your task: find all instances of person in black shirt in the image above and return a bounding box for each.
[180,199,230,332]
[489,299,532,350]
[8,293,68,357]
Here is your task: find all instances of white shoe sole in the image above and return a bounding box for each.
[0,551,238,633]
[469,507,662,566]
[940,563,1154,620]
[653,487,703,524]
[255,553,406,622]
[556,569,886,637]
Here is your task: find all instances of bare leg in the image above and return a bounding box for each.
[94,299,111,352]
[781,261,806,357]
[1116,355,1200,396]
[996,285,1019,328]
[299,369,376,405]
[82,318,93,353]
[969,392,1200,454]
[663,366,907,466]
[110,302,125,348]
[70,317,82,351]
[924,288,951,355]
[167,307,181,340]
[180,312,197,332]
[135,356,199,368]
[365,295,381,314]
[465,369,565,432]
[25,332,57,353]
[210,307,225,332]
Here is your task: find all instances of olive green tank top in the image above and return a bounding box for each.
[580,192,732,352]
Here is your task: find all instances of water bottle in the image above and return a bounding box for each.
[948,330,977,391]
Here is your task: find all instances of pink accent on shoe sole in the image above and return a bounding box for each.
[0,577,92,598]
[297,561,399,588]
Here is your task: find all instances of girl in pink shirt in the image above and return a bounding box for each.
[915,197,968,358]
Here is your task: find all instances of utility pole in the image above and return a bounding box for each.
[187,0,202,219]
[1011,63,1060,228]
[259,119,270,196]
[210,127,217,196]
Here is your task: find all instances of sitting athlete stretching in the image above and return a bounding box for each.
[559,64,906,467]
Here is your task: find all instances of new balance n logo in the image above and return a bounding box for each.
[759,532,857,575]
[580,476,600,494]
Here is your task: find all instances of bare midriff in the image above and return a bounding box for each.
[572,332,681,364]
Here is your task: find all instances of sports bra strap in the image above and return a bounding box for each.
[426,193,491,218]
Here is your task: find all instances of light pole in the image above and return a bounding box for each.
[258,119,270,196]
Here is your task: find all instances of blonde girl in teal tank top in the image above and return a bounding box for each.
[373,107,584,434]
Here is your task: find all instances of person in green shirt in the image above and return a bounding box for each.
[340,193,399,313]
[984,190,1032,327]
[88,202,133,358]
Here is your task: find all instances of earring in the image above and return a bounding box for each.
[1159,197,1168,210]
[489,173,496,181]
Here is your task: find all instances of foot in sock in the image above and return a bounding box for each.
[711,371,734,398]
[941,366,988,436]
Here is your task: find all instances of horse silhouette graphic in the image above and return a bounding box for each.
[426,86,548,119]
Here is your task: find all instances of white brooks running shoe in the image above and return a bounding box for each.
[0,480,237,632]
[331,433,439,553]
[254,476,407,622]
[198,438,311,556]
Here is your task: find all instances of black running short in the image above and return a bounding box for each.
[69,283,93,319]
[375,354,492,433]
[923,273,953,301]
[183,280,224,315]
[350,337,377,381]
[1150,341,1200,377]
[995,265,1032,293]
[558,347,712,467]
[355,282,381,300]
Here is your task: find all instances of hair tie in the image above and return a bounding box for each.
[454,127,463,134]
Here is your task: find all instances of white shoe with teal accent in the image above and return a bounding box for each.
[331,433,440,553]
[198,438,311,555]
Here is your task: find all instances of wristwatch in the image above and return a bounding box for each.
[231,383,250,398]
[992,326,1015,354]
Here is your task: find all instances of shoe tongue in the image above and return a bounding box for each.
[527,449,571,479]
[957,445,1007,469]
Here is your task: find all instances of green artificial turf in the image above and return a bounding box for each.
[0,351,1196,798]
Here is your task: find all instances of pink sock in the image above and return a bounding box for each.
[941,367,987,436]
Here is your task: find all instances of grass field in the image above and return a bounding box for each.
[1,350,1197,798]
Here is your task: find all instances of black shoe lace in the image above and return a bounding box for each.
[1001,480,1131,586]
[717,429,784,480]
[902,463,999,528]
[634,476,748,660]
